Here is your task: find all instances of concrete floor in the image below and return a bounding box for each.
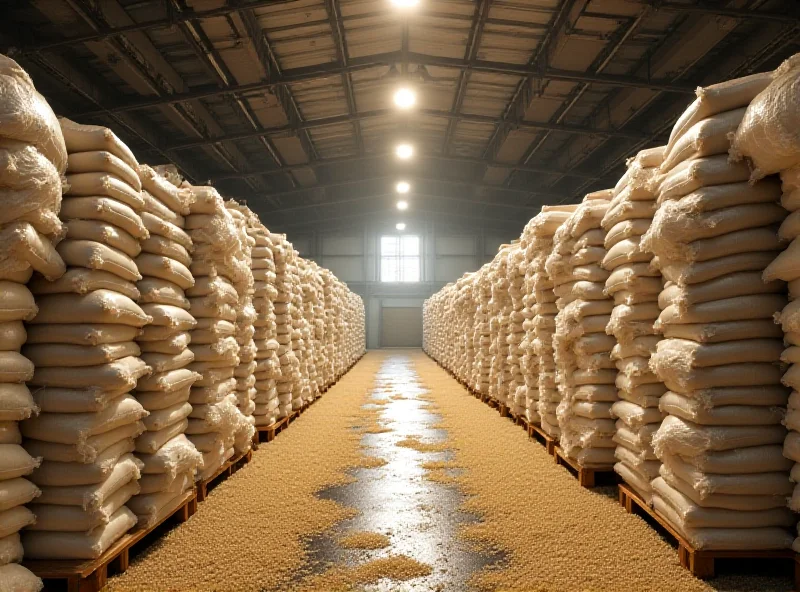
[303,354,501,590]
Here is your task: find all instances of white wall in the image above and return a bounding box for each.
[287,219,517,349]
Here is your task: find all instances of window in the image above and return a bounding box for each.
[381,235,420,282]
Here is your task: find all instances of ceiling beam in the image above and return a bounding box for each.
[66,50,694,118]
[261,192,537,215]
[9,0,293,53]
[655,2,799,24]
[211,151,598,180]
[254,174,563,200]
[166,108,648,151]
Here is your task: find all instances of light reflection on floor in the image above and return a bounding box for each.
[304,352,500,591]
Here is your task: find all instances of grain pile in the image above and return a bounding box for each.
[21,117,151,559]
[644,71,795,550]
[548,192,618,468]
[130,164,201,529]
[731,54,800,550]
[0,53,68,590]
[601,147,666,501]
[184,184,254,481]
[105,353,382,592]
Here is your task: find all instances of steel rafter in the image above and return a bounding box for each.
[441,0,491,155]
[255,173,563,200]
[326,0,363,155]
[67,50,694,118]
[211,152,597,181]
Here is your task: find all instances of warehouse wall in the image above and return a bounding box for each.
[286,218,517,349]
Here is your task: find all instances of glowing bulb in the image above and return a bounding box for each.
[396,181,410,194]
[393,87,416,110]
[396,222,407,231]
[395,144,413,159]
[397,200,409,211]
[390,0,419,8]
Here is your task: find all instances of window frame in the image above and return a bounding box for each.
[380,234,421,283]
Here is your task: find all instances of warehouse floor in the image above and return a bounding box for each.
[107,351,793,592]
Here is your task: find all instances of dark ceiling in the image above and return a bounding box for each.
[3,0,799,233]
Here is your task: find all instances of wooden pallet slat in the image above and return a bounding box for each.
[528,422,557,455]
[553,446,617,488]
[25,489,196,592]
[618,484,799,586]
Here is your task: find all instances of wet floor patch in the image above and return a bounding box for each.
[301,353,499,591]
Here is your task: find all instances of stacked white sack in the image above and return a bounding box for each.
[338,286,364,372]
[519,222,541,425]
[489,247,513,408]
[458,274,478,387]
[271,234,300,419]
[645,71,795,550]
[130,164,201,529]
[22,118,151,560]
[184,185,254,481]
[305,262,324,399]
[732,53,800,551]
[296,258,316,406]
[550,194,617,468]
[601,147,666,503]
[0,53,69,591]
[531,206,578,436]
[225,202,257,425]
[506,244,527,418]
[473,264,492,397]
[248,220,280,428]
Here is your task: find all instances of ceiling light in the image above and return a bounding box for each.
[393,87,416,110]
[397,200,409,211]
[396,181,410,194]
[395,143,413,159]
[396,222,407,231]
[390,0,419,8]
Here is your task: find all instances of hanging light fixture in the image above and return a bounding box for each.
[395,143,414,159]
[396,222,407,231]
[393,87,416,110]
[396,181,410,194]
[397,200,409,211]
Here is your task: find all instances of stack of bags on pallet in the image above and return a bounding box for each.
[506,244,527,418]
[271,234,299,419]
[602,147,667,502]
[519,222,540,425]
[289,247,306,411]
[0,54,67,590]
[297,259,316,406]
[730,54,800,550]
[248,221,280,429]
[320,270,337,387]
[344,290,366,369]
[550,194,618,468]
[473,264,492,397]
[645,71,795,550]
[530,206,577,436]
[22,118,151,560]
[131,164,201,529]
[489,247,512,407]
[458,274,478,387]
[184,186,254,482]
[225,202,257,425]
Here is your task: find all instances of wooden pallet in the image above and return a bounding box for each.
[528,422,557,455]
[25,489,196,592]
[618,484,800,584]
[196,448,253,502]
[498,403,510,418]
[514,415,529,431]
[553,446,618,488]
[256,416,289,443]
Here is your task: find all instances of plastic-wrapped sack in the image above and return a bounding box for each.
[730,54,800,181]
